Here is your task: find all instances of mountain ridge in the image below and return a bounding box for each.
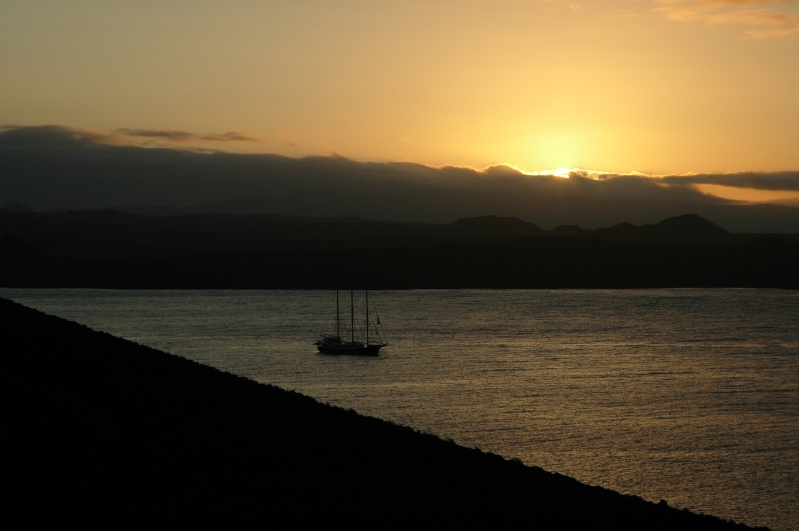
[2,208,797,289]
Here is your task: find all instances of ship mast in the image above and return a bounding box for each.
[350,289,355,343]
[336,289,340,339]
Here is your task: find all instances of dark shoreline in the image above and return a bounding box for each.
[5,297,766,529]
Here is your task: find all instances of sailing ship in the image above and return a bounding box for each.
[315,289,387,356]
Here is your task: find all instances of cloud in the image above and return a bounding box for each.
[0,125,268,154]
[116,129,197,142]
[115,128,264,145]
[0,124,112,146]
[519,167,787,194]
[653,0,799,37]
[2,124,799,232]
[660,171,799,191]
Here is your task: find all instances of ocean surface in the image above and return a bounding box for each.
[3,288,797,530]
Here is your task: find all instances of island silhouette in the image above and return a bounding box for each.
[1,207,797,289]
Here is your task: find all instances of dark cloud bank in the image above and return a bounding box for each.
[3,125,799,233]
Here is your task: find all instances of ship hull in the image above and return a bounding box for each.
[317,343,384,356]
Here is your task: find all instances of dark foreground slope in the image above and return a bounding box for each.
[4,297,764,529]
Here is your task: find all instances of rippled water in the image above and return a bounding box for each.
[3,288,797,530]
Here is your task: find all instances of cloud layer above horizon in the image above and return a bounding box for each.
[2,125,799,233]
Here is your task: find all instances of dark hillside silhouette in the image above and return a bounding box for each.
[0,232,42,258]
[0,201,32,212]
[4,297,764,529]
[450,214,543,240]
[596,214,732,245]
[1,209,797,289]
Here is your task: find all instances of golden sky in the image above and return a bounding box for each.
[2,1,799,181]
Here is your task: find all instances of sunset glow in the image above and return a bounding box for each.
[2,1,799,205]
[548,168,577,179]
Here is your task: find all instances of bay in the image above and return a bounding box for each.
[3,288,797,530]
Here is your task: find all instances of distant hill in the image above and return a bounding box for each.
[0,210,797,289]
[1,201,32,212]
[559,214,734,245]
[0,232,42,257]
[0,233,47,284]
[450,215,543,240]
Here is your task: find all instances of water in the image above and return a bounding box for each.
[3,288,797,530]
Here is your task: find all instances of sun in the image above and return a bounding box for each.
[548,167,575,179]
[525,167,579,178]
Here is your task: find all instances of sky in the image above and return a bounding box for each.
[2,0,799,207]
